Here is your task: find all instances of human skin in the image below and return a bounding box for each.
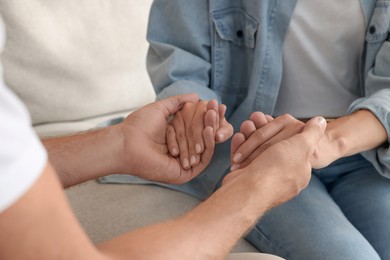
[166,99,233,169]
[0,117,326,260]
[231,109,387,171]
[42,93,217,187]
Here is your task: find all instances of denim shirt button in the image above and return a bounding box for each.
[236,30,244,38]
[369,25,376,34]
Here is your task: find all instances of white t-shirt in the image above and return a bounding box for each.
[274,0,365,118]
[0,19,47,213]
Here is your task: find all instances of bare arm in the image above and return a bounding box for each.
[230,109,388,170]
[42,94,219,188]
[311,109,388,168]
[1,118,326,260]
[0,162,259,260]
[42,126,123,188]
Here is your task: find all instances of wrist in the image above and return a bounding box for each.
[42,126,126,187]
[108,124,133,174]
[324,124,348,159]
[180,174,268,255]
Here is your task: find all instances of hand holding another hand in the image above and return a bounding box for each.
[223,117,327,209]
[116,93,216,184]
[166,99,233,169]
[230,113,305,171]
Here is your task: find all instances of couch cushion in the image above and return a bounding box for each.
[66,180,259,253]
[0,0,155,136]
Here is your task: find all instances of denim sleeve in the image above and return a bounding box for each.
[347,42,390,178]
[146,0,220,103]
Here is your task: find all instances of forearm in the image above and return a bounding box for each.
[2,160,268,260]
[42,125,123,188]
[326,109,388,158]
[99,171,268,259]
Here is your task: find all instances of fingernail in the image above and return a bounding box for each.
[232,153,242,163]
[195,143,202,154]
[190,155,197,166]
[212,102,218,111]
[218,132,225,141]
[317,117,326,128]
[183,158,190,169]
[172,148,178,156]
[230,164,240,171]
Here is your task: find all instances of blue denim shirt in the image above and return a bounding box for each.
[146,0,390,199]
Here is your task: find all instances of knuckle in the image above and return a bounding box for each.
[192,125,203,137]
[183,102,192,110]
[200,100,208,106]
[280,113,294,121]
[193,114,205,125]
[253,129,266,140]
[176,131,185,140]
[186,125,194,137]
[259,142,272,153]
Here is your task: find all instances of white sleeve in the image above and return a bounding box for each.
[0,18,47,213]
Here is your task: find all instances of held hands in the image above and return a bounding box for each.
[166,99,233,169]
[230,112,341,171]
[223,117,327,209]
[115,93,216,184]
[230,113,305,171]
[115,90,330,189]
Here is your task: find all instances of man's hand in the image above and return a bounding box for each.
[116,93,216,184]
[223,117,327,209]
[230,112,304,171]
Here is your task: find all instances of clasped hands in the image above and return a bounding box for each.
[115,94,328,192]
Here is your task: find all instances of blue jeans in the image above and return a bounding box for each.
[245,154,390,260]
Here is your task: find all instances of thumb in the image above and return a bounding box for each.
[300,116,327,149]
[153,93,199,118]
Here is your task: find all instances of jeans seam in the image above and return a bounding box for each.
[247,224,290,260]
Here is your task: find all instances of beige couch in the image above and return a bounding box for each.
[0,0,258,254]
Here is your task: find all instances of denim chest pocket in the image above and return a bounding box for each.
[212,8,258,48]
[365,1,390,43]
[364,0,390,83]
[210,8,259,108]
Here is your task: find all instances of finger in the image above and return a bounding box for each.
[231,133,246,156]
[166,125,179,157]
[298,116,327,155]
[199,126,215,166]
[189,103,208,166]
[230,133,246,170]
[176,125,216,183]
[180,102,198,168]
[182,108,197,167]
[234,127,298,169]
[249,112,268,129]
[207,99,219,112]
[235,118,325,170]
[204,109,218,136]
[207,100,220,136]
[265,114,274,122]
[182,126,215,182]
[172,113,191,169]
[218,104,227,119]
[192,102,207,155]
[154,93,200,119]
[233,118,289,163]
[216,104,233,143]
[240,120,257,139]
[216,120,234,143]
[216,104,226,142]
